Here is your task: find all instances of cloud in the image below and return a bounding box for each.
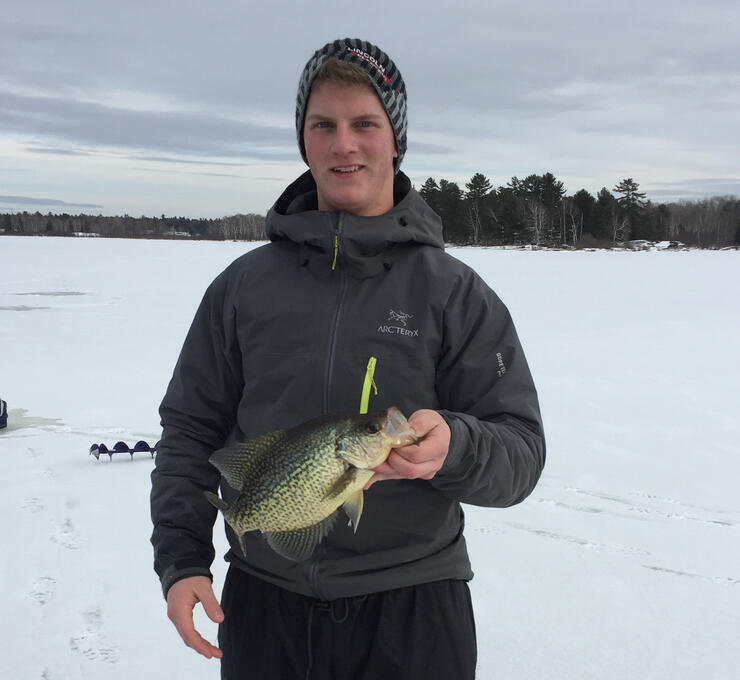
[126,167,243,179]
[2,1,739,216]
[25,146,94,156]
[0,195,104,209]
[408,140,456,156]
[1,91,295,161]
[126,154,252,167]
[644,178,740,202]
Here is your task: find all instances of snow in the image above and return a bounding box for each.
[1,236,738,679]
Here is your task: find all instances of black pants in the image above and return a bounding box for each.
[218,566,477,680]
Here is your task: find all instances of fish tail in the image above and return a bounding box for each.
[204,490,229,512]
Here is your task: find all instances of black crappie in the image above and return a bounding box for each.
[204,407,417,561]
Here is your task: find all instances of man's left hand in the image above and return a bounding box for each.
[366,409,450,488]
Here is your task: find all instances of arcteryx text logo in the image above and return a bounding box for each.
[377,309,419,338]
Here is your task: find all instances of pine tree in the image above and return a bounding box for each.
[464,173,494,244]
[613,178,646,210]
[437,180,465,243]
[465,173,492,202]
[613,178,647,239]
[590,188,618,242]
[508,173,565,245]
[419,178,441,215]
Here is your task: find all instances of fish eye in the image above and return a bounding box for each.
[364,421,380,434]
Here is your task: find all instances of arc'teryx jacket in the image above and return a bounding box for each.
[150,171,545,600]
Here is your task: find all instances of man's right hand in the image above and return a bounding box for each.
[166,575,224,659]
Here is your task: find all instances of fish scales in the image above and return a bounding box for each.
[232,427,349,532]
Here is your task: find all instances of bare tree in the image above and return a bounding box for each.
[562,197,583,246]
[465,202,482,245]
[523,196,546,246]
[610,206,630,244]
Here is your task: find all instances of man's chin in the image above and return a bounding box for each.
[318,189,364,213]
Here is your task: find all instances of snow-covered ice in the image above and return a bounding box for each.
[1,236,738,679]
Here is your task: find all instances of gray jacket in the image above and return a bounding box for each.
[150,171,545,600]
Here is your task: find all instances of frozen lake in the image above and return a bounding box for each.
[1,236,738,679]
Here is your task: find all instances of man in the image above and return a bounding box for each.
[151,38,545,679]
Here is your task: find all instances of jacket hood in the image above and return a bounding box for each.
[265,171,444,278]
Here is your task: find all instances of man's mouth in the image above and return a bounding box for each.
[332,165,362,173]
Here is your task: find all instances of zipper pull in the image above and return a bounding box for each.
[331,234,339,271]
[359,356,378,414]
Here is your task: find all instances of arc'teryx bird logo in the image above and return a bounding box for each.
[377,309,419,338]
[387,309,413,327]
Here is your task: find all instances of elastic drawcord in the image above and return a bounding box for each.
[304,599,352,679]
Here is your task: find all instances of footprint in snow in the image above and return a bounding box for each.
[50,518,85,550]
[29,577,57,605]
[22,497,44,513]
[69,607,120,663]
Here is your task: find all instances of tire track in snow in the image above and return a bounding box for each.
[535,482,740,528]
[504,522,651,556]
[643,565,740,586]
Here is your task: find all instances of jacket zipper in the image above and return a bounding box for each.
[312,216,347,598]
[308,542,328,600]
[323,214,347,414]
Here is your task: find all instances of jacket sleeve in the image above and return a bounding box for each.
[150,268,244,597]
[430,267,545,507]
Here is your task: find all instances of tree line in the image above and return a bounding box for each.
[1,212,266,241]
[2,174,739,248]
[419,174,740,248]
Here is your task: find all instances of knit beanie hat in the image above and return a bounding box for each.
[295,38,408,170]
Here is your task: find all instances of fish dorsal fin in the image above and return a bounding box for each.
[263,511,338,561]
[209,429,287,490]
[342,490,364,533]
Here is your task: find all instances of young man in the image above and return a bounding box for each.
[151,38,545,679]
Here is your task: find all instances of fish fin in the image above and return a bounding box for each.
[325,467,359,500]
[263,512,338,561]
[237,532,247,557]
[204,490,229,512]
[209,429,287,490]
[342,490,364,533]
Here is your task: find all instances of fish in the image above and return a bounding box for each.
[204,406,417,561]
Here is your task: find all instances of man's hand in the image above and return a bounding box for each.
[166,575,224,659]
[366,409,451,489]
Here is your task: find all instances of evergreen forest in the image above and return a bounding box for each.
[2,175,739,248]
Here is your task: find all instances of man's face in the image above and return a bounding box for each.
[303,80,398,216]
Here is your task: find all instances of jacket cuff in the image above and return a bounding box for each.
[437,410,467,476]
[160,564,214,600]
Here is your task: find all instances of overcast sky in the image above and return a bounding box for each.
[2,0,739,218]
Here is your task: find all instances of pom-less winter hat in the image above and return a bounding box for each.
[295,38,408,170]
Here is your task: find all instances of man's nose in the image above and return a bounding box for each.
[331,124,357,155]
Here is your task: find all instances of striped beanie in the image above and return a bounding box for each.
[296,38,408,171]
